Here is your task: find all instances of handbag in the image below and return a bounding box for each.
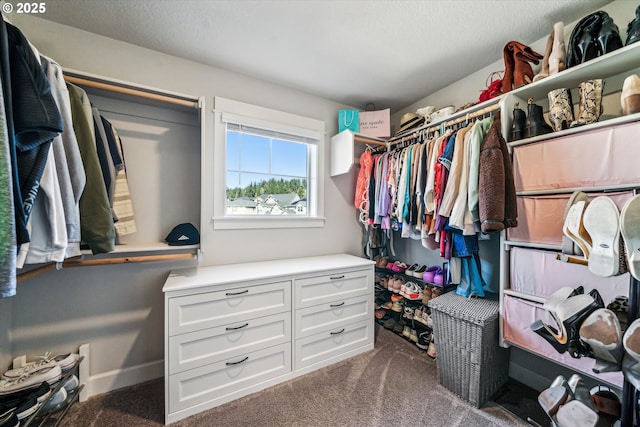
[338,109,359,133]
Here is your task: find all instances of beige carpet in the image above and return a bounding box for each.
[62,325,529,426]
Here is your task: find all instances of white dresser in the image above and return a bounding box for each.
[162,254,374,424]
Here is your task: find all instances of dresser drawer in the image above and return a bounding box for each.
[295,269,372,309]
[294,319,373,371]
[168,281,291,336]
[295,295,371,339]
[168,343,291,414]
[169,312,291,374]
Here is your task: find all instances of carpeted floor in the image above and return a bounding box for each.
[60,325,534,426]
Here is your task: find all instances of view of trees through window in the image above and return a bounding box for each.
[225,127,311,216]
[226,178,307,199]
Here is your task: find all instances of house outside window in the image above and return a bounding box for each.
[212,97,325,229]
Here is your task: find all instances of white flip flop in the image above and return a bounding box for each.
[620,194,640,281]
[583,196,620,277]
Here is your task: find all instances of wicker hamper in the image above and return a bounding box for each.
[428,292,509,407]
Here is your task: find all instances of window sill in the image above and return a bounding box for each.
[212,216,325,230]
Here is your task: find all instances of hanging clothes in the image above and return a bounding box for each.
[0,61,15,298]
[479,111,518,233]
[67,83,116,254]
[3,19,63,247]
[41,56,85,258]
[103,120,136,237]
[467,116,494,224]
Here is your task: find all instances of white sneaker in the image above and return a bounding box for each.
[0,365,61,396]
[2,353,78,380]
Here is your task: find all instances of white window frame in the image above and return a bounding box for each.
[213,97,325,230]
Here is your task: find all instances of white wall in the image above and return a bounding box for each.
[1,14,365,390]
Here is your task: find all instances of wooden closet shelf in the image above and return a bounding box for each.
[17,252,196,283]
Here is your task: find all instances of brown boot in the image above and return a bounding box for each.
[511,42,543,88]
[500,42,515,94]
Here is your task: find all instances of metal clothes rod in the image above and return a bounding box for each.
[389,102,501,147]
[17,252,196,283]
[64,75,198,109]
[353,134,387,147]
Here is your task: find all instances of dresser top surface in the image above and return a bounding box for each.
[162,253,373,293]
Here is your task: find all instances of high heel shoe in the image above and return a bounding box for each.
[547,88,574,132]
[538,375,570,422]
[579,308,623,373]
[596,12,623,56]
[540,289,602,358]
[567,13,601,68]
[626,5,640,46]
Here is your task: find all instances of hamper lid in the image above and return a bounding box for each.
[428,292,499,325]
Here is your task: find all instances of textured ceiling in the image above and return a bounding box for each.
[36,0,613,111]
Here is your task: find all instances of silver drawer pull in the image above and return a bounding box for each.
[226,323,249,331]
[330,302,345,308]
[330,275,345,280]
[226,356,249,366]
[225,289,249,296]
[330,329,345,335]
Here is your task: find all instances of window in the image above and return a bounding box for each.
[212,97,325,229]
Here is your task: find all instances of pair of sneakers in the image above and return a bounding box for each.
[0,353,79,397]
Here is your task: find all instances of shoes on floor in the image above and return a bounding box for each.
[0,410,18,427]
[416,329,432,350]
[0,381,52,421]
[2,353,78,380]
[0,365,61,396]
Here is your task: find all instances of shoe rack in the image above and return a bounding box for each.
[374,264,454,352]
[497,39,640,426]
[19,355,85,427]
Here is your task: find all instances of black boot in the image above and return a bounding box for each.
[567,12,604,68]
[524,99,553,139]
[626,5,640,46]
[510,105,526,142]
[597,12,623,56]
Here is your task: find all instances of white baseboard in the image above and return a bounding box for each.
[87,360,164,399]
[78,343,163,401]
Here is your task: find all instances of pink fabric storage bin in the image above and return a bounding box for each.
[512,121,640,192]
[507,191,635,245]
[502,295,623,388]
[509,247,629,302]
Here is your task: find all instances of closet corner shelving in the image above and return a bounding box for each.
[497,40,640,399]
[329,130,386,176]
